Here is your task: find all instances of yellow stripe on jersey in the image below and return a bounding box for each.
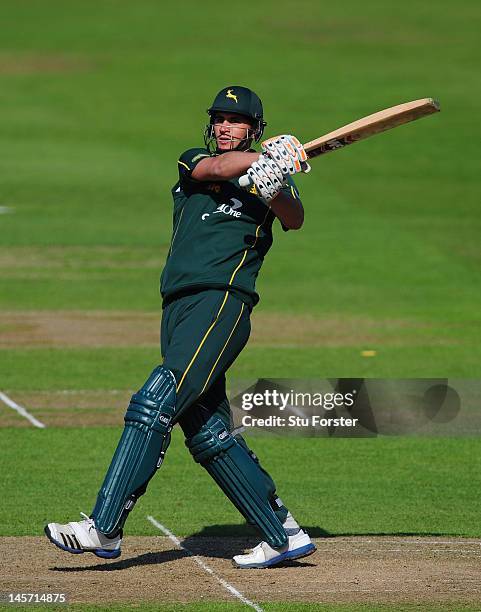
[178,160,190,170]
[192,153,209,162]
[168,207,185,256]
[228,250,248,284]
[228,208,270,285]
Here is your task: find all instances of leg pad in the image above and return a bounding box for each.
[92,366,176,536]
[186,416,287,548]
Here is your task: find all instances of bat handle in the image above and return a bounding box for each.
[238,174,251,188]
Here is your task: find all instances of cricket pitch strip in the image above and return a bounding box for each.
[1,535,480,607]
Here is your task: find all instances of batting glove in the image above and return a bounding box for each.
[246,154,288,203]
[261,135,311,175]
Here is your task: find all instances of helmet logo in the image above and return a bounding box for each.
[226,89,238,103]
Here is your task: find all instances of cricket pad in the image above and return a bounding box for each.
[186,415,288,548]
[92,366,176,537]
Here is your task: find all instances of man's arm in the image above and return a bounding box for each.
[192,151,260,181]
[190,149,304,230]
[269,190,304,230]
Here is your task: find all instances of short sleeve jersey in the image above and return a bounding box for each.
[160,147,302,308]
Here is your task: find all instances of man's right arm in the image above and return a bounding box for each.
[192,151,260,182]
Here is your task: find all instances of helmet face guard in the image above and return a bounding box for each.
[204,86,266,153]
[203,118,265,154]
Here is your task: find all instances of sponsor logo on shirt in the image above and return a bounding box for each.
[213,198,242,217]
[202,198,243,221]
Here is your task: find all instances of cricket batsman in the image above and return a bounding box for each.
[45,86,316,568]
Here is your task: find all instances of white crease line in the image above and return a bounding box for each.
[0,391,46,428]
[0,206,13,214]
[147,515,263,612]
[320,539,481,545]
[323,548,481,556]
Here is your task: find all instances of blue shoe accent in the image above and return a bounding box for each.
[283,542,316,562]
[93,547,121,559]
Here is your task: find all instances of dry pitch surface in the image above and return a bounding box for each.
[1,535,481,607]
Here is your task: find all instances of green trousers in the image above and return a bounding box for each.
[161,289,250,420]
[161,289,288,523]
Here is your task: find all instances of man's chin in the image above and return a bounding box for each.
[217,142,237,152]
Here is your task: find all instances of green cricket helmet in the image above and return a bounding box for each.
[204,86,267,152]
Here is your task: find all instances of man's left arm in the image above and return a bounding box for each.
[242,134,307,230]
[269,178,304,230]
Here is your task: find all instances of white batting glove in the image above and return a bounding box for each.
[261,135,311,175]
[246,154,287,203]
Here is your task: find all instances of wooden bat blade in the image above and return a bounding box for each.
[304,98,440,159]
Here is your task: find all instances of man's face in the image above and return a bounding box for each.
[213,112,254,151]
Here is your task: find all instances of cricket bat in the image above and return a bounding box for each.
[238,98,440,187]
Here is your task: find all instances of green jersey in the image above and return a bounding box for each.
[160,148,302,308]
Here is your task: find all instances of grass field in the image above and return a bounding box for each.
[1,0,480,610]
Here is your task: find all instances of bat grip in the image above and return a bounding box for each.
[238,174,251,188]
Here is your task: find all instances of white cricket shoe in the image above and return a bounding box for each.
[44,512,122,559]
[233,528,316,569]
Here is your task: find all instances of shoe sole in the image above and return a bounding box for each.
[44,525,121,559]
[233,542,316,569]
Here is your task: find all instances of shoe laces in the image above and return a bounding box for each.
[80,512,95,532]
